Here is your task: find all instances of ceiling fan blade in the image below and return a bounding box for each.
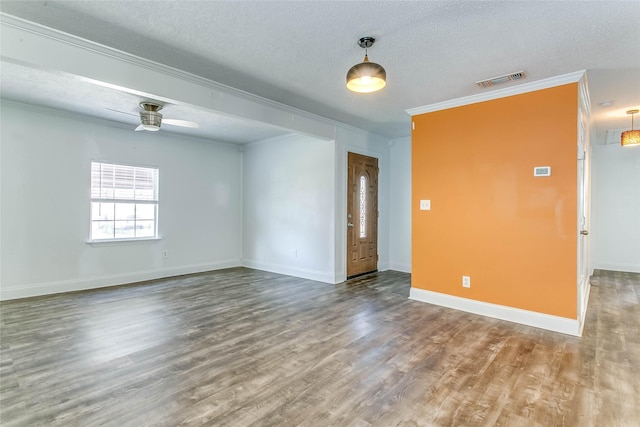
[135,124,145,131]
[107,107,138,117]
[163,118,199,128]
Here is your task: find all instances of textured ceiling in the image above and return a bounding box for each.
[1,1,639,142]
[0,62,290,144]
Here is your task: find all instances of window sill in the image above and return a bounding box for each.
[87,237,162,247]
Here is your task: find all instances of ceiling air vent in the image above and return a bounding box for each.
[476,71,526,88]
[604,128,627,145]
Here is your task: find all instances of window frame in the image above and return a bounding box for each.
[89,160,160,243]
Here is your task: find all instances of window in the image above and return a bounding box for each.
[359,174,367,238]
[90,161,159,241]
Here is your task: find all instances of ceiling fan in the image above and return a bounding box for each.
[135,102,199,132]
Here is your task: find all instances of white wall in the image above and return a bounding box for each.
[0,101,243,299]
[0,101,403,299]
[591,143,640,273]
[242,134,336,282]
[243,126,401,284]
[389,136,412,272]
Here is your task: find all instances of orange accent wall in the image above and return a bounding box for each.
[412,83,578,319]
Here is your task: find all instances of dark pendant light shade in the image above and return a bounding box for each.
[346,37,386,93]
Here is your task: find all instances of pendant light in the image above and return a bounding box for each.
[346,37,386,93]
[621,109,640,147]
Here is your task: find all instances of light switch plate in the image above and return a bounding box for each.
[420,200,431,210]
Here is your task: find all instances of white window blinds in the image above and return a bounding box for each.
[91,162,158,201]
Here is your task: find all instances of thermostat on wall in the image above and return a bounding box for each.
[534,166,551,177]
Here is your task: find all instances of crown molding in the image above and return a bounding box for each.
[406,70,586,116]
[578,71,592,117]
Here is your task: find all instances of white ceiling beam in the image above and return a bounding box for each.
[0,13,336,141]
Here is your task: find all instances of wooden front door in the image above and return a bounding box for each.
[347,152,378,278]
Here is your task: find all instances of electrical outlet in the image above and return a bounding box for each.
[419,200,431,211]
[162,250,168,259]
[462,276,471,288]
[293,249,298,258]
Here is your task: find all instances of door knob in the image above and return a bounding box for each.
[347,223,354,227]
[580,230,589,235]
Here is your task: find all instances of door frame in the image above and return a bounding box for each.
[346,152,379,278]
[337,146,383,282]
[577,106,592,329]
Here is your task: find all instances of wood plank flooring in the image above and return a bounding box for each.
[0,268,638,426]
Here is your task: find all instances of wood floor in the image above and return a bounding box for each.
[1,268,638,426]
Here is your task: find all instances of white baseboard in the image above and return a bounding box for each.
[409,287,580,336]
[241,259,337,284]
[593,263,640,274]
[389,262,411,273]
[0,260,241,300]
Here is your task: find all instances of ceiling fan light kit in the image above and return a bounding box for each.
[621,109,640,147]
[136,102,163,132]
[135,102,198,132]
[346,37,386,93]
